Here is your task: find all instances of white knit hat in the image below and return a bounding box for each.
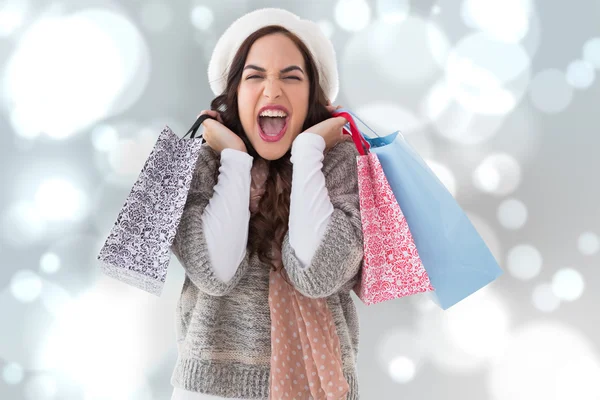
[207,8,339,103]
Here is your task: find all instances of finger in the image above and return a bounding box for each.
[198,110,220,120]
[335,116,348,126]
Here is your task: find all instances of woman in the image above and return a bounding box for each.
[170,8,363,400]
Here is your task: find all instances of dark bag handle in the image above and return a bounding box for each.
[182,114,217,140]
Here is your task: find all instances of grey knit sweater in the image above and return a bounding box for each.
[170,140,364,399]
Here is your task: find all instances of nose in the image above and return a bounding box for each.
[262,77,282,99]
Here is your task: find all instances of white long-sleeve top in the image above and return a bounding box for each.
[201,131,333,282]
[171,132,334,400]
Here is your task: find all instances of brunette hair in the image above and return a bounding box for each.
[210,25,332,271]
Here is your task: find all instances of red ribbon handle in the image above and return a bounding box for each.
[333,111,370,156]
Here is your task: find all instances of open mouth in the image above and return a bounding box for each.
[257,109,289,143]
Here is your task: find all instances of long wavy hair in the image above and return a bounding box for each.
[210,25,332,271]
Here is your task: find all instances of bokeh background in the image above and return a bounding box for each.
[1,0,599,399]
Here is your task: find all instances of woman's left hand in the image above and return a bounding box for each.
[302,104,350,150]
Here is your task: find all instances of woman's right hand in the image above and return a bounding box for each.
[198,110,247,154]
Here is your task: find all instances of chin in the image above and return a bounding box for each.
[254,143,291,161]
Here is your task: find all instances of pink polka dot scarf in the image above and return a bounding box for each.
[249,159,349,400]
[268,268,349,400]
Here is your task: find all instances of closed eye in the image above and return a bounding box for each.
[245,75,302,81]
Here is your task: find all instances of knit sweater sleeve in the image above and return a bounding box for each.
[170,144,252,296]
[282,139,364,298]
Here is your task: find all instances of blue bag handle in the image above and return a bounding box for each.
[334,108,404,148]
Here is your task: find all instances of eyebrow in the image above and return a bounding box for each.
[243,64,305,75]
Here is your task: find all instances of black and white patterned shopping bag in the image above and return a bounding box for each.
[97,115,214,296]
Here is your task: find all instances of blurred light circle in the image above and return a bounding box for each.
[334,0,371,32]
[378,329,426,371]
[423,80,506,145]
[355,102,426,136]
[34,178,88,222]
[339,19,446,126]
[373,16,446,84]
[39,276,177,398]
[10,269,43,303]
[425,160,457,197]
[487,321,600,400]
[109,138,138,175]
[431,0,542,62]
[556,356,600,400]
[461,0,533,43]
[531,283,560,312]
[40,252,61,274]
[417,288,508,373]
[0,288,55,368]
[40,281,73,317]
[3,10,150,140]
[6,17,119,139]
[140,2,173,32]
[583,37,600,69]
[24,374,58,400]
[376,0,410,23]
[91,124,119,152]
[552,268,584,302]
[529,69,574,113]
[317,20,335,39]
[410,292,438,312]
[507,244,542,280]
[445,32,531,115]
[105,126,159,182]
[0,0,28,37]
[42,234,102,296]
[190,5,214,31]
[1,202,47,247]
[417,309,483,373]
[497,198,527,230]
[196,32,218,61]
[3,362,24,384]
[578,232,599,255]
[388,356,416,384]
[566,60,596,89]
[473,153,521,196]
[402,132,435,160]
[444,289,510,359]
[79,10,151,118]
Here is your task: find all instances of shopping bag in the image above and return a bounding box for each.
[335,109,503,310]
[97,115,215,296]
[333,110,434,306]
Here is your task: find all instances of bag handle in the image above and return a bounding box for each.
[332,110,370,156]
[334,108,382,139]
[182,114,217,140]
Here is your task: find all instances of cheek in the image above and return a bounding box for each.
[237,89,257,127]
[292,90,310,127]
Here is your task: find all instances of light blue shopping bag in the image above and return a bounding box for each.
[335,109,503,310]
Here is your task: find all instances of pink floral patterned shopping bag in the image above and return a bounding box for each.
[334,111,434,306]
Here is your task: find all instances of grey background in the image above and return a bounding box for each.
[0,0,599,399]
